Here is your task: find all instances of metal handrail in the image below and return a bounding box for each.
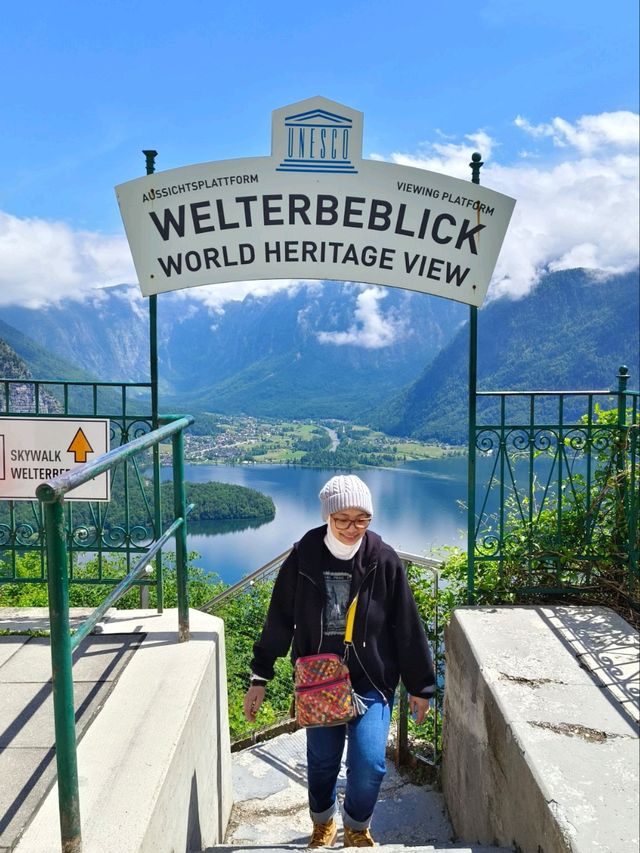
[199,548,292,612]
[36,414,194,853]
[477,388,640,397]
[395,550,441,571]
[36,416,192,502]
[70,503,195,649]
[1,378,153,387]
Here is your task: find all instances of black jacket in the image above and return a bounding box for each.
[250,526,436,700]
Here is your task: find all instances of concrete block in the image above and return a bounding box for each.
[0,747,53,853]
[14,608,233,853]
[0,636,27,669]
[0,681,95,747]
[0,607,114,634]
[0,633,142,683]
[441,605,639,853]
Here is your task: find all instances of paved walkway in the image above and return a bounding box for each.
[0,610,141,853]
[213,727,511,852]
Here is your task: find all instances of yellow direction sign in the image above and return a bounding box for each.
[0,417,110,502]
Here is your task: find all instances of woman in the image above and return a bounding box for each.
[243,475,435,848]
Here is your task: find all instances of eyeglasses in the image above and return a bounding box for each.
[331,515,372,531]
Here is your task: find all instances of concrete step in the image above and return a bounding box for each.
[206,846,507,852]
[0,630,142,853]
[220,729,512,853]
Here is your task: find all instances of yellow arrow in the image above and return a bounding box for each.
[67,428,94,463]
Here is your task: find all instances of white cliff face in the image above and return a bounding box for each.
[0,339,61,413]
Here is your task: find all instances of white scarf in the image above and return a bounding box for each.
[324,522,363,560]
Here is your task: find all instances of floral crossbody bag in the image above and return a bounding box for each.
[294,595,368,728]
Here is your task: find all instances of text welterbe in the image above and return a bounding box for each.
[148,193,486,254]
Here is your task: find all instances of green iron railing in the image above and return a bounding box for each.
[0,379,172,603]
[469,366,639,610]
[36,414,193,853]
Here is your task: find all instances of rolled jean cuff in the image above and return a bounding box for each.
[310,803,337,825]
[342,805,371,831]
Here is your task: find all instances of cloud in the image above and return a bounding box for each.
[0,109,637,312]
[514,111,639,154]
[316,287,406,349]
[485,151,639,299]
[171,278,320,313]
[382,111,639,300]
[372,130,496,181]
[0,211,136,308]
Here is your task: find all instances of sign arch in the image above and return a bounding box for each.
[116,96,514,308]
[117,98,517,603]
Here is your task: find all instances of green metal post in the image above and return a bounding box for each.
[616,365,629,448]
[628,384,639,591]
[44,498,82,853]
[143,149,164,613]
[466,152,483,603]
[616,366,630,583]
[470,151,483,186]
[172,427,190,641]
[467,306,478,603]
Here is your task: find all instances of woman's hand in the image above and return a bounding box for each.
[243,685,266,722]
[408,695,431,725]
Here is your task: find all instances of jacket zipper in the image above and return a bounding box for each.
[348,561,387,704]
[352,561,377,647]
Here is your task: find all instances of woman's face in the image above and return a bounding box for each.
[329,507,372,546]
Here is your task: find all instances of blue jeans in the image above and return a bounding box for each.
[306,691,392,830]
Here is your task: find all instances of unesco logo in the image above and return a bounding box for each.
[276,107,358,174]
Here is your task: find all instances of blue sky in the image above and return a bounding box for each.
[0,0,638,309]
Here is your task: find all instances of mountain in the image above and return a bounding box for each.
[0,318,97,383]
[0,284,467,419]
[0,294,150,383]
[0,337,32,382]
[160,284,466,418]
[0,337,61,413]
[373,268,639,443]
[2,269,636,434]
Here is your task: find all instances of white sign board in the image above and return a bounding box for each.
[116,97,516,308]
[0,418,110,501]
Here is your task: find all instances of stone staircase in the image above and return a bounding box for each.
[202,729,511,853]
[210,848,506,852]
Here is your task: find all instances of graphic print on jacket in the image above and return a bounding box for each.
[324,571,351,635]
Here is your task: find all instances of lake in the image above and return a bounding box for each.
[161,458,473,585]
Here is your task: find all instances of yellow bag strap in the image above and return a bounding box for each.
[344,594,359,645]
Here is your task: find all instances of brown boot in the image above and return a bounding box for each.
[343,826,376,847]
[308,817,338,848]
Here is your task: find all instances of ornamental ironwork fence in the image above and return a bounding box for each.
[468,366,639,615]
[0,379,170,602]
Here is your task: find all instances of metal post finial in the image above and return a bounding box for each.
[470,152,483,185]
[142,149,158,176]
[618,365,630,393]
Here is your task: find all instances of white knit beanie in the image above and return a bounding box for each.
[319,475,373,521]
